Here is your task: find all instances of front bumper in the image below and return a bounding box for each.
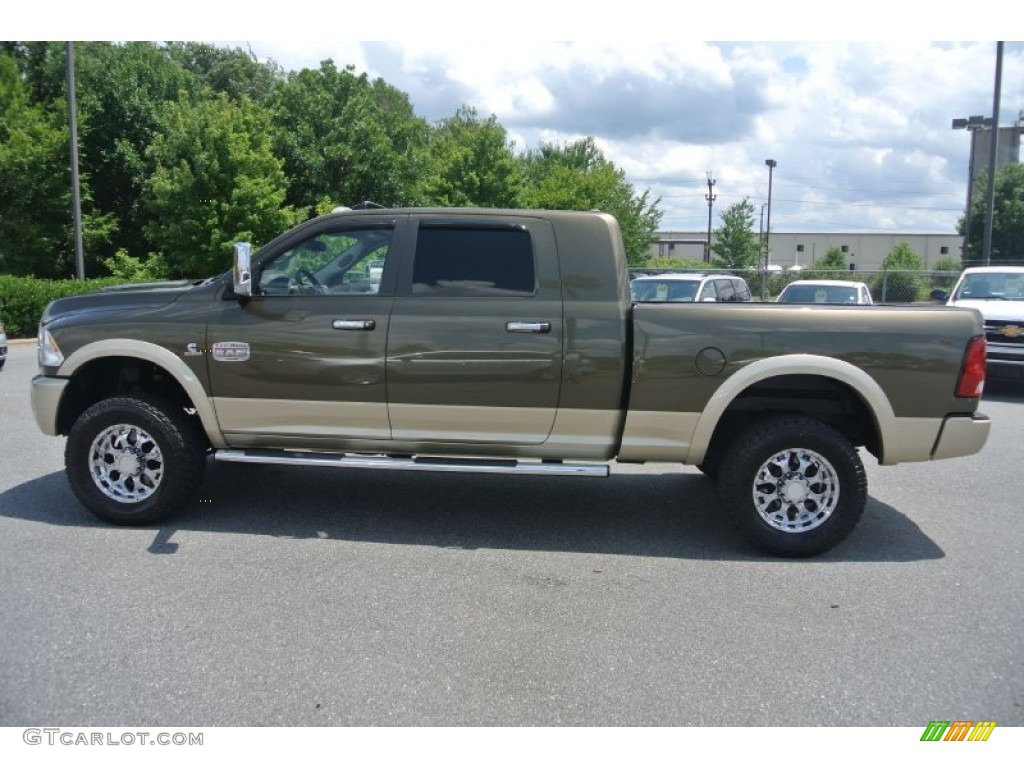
[931,413,991,461]
[31,375,69,435]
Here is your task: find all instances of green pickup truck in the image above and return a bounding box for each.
[32,207,991,556]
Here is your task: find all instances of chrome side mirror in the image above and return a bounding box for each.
[233,242,252,297]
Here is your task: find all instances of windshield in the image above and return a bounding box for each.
[954,273,1024,301]
[631,279,700,302]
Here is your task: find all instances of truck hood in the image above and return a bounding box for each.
[952,298,1024,322]
[41,280,199,325]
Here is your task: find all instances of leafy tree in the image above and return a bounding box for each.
[425,106,523,208]
[268,61,430,213]
[0,51,115,277]
[165,42,283,103]
[144,92,302,277]
[77,42,200,260]
[817,246,847,269]
[799,246,848,281]
[959,163,1024,264]
[873,242,924,302]
[520,137,661,265]
[102,250,170,281]
[712,198,760,269]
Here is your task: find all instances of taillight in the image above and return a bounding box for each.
[956,335,986,398]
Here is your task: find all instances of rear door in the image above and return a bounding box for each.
[385,215,563,444]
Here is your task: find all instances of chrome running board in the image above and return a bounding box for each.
[214,449,610,478]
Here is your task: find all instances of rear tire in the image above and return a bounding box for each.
[717,416,866,557]
[65,395,207,525]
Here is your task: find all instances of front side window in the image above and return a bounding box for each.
[411,226,535,296]
[257,228,392,296]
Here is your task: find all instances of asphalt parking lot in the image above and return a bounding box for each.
[1,341,1022,726]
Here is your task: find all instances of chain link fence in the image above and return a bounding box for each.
[628,268,962,304]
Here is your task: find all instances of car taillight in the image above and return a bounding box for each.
[956,335,986,398]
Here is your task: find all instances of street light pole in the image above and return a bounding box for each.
[763,159,777,299]
[951,114,993,263]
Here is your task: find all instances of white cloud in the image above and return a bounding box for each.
[225,39,1024,233]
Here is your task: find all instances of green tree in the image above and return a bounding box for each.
[269,61,430,213]
[28,43,198,262]
[144,92,301,277]
[799,246,848,280]
[520,137,661,265]
[712,198,760,269]
[873,242,924,302]
[959,163,1024,264]
[424,106,523,207]
[0,51,115,277]
[165,42,283,103]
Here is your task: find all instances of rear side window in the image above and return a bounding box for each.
[734,280,751,302]
[714,279,736,302]
[412,225,535,296]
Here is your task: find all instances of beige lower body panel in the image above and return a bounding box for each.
[389,403,555,444]
[931,414,991,461]
[617,410,700,462]
[31,376,69,435]
[880,417,943,464]
[212,397,390,440]
[218,400,622,460]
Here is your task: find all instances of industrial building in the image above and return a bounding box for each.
[650,231,963,271]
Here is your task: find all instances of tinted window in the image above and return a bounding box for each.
[412,226,535,296]
[714,279,736,302]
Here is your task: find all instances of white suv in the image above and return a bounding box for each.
[936,266,1024,378]
[630,273,752,303]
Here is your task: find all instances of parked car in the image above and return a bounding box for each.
[933,266,1024,378]
[0,318,7,370]
[630,273,752,303]
[777,280,873,305]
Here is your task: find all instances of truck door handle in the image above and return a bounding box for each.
[332,319,376,331]
[505,321,551,334]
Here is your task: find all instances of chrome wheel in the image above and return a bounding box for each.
[751,447,840,533]
[88,423,164,503]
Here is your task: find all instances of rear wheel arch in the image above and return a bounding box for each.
[688,356,893,466]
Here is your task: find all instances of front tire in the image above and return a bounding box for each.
[65,395,207,525]
[717,416,866,557]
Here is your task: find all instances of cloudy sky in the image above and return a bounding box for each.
[227,39,1023,236]
[19,5,1024,236]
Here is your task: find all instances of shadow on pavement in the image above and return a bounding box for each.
[0,462,945,564]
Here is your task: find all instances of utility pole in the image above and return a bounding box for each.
[704,171,716,263]
[763,159,777,300]
[66,41,85,280]
[982,41,1003,266]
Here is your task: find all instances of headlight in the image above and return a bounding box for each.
[38,324,65,368]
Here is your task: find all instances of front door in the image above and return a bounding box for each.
[207,219,401,447]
